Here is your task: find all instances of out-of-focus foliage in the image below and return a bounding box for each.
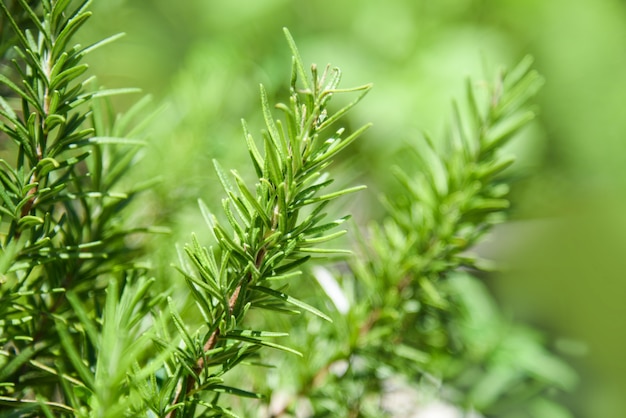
[232,55,578,418]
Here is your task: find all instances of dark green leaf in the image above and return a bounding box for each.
[252,285,332,322]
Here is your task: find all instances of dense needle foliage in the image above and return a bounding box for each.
[0,2,575,417]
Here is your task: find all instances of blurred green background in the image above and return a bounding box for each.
[77,0,626,416]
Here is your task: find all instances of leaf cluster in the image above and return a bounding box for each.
[155,29,372,418]
[250,58,576,418]
[0,1,156,415]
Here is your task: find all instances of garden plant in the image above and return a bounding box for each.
[0,1,576,417]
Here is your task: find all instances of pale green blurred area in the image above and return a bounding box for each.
[78,0,626,416]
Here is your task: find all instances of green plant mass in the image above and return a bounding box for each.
[0,1,586,417]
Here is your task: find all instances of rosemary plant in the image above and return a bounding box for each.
[252,58,577,418]
[0,1,575,417]
[152,29,371,418]
[0,1,159,416]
